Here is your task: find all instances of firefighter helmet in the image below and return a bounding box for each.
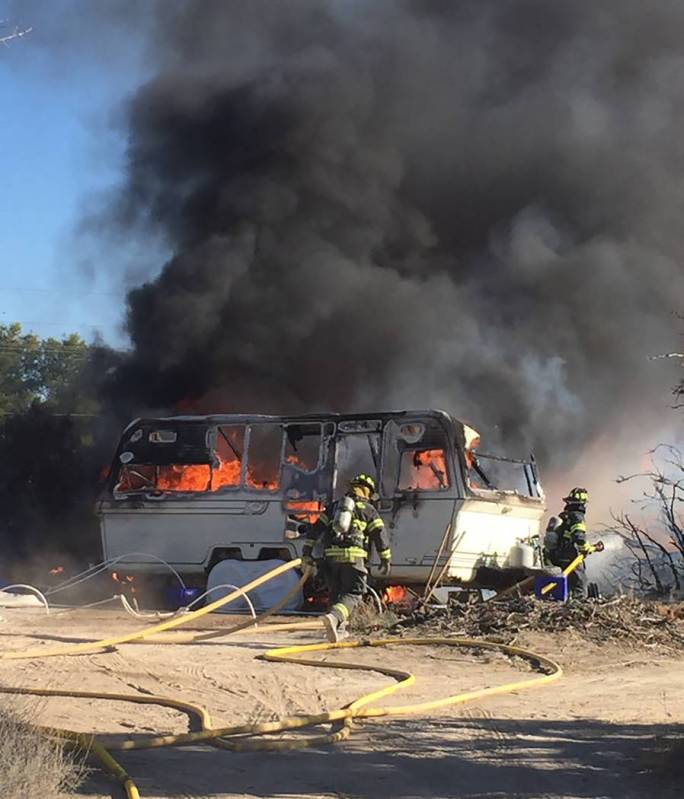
[563,487,588,505]
[350,473,377,495]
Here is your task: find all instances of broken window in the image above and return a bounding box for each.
[472,453,541,497]
[114,463,156,493]
[284,424,322,473]
[398,449,450,491]
[245,424,283,491]
[212,425,245,490]
[157,464,211,491]
[113,423,214,495]
[114,463,212,494]
[334,432,380,499]
[382,418,451,494]
[285,500,324,523]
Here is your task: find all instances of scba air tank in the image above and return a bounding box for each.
[332,496,355,536]
[543,516,560,553]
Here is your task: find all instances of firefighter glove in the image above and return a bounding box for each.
[379,559,391,576]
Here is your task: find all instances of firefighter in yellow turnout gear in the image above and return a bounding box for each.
[545,487,600,598]
[302,474,391,642]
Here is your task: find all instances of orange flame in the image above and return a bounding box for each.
[157,464,211,491]
[245,473,279,491]
[116,457,281,494]
[383,585,409,604]
[286,500,323,523]
[211,457,242,490]
[403,449,448,490]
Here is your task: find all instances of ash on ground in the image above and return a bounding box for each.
[393,596,684,650]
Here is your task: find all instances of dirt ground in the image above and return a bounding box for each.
[0,606,682,799]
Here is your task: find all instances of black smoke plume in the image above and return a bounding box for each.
[105,0,682,473]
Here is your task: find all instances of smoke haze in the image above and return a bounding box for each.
[94,1,683,506]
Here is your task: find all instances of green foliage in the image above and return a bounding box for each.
[0,323,97,416]
[0,324,108,566]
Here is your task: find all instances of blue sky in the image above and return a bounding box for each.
[0,3,149,346]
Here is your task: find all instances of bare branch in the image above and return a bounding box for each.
[636,522,681,591]
[607,446,684,595]
[0,25,32,47]
[621,513,665,594]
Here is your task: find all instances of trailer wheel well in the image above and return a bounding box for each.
[258,547,291,562]
[207,547,243,572]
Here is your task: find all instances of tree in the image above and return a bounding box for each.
[610,446,684,596]
[0,323,95,417]
[0,325,109,571]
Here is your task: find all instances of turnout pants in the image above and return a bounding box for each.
[565,561,588,598]
[326,562,367,625]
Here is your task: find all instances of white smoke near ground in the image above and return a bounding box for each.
[585,533,684,599]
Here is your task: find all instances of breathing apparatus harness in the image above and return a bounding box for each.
[330,474,377,548]
[331,494,360,546]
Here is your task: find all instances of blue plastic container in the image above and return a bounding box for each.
[534,575,568,601]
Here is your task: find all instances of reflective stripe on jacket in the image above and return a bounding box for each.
[303,496,391,566]
[555,509,588,552]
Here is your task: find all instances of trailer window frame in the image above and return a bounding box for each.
[243,423,285,493]
[380,417,454,497]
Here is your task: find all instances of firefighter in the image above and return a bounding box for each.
[545,487,599,598]
[302,474,391,642]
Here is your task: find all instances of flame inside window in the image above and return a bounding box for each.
[157,464,211,491]
[398,449,449,491]
[286,500,323,523]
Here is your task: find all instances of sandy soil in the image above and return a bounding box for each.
[0,606,682,799]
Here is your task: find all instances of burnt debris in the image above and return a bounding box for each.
[395,595,684,649]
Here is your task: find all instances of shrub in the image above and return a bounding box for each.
[0,702,84,799]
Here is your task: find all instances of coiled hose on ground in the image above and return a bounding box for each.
[0,559,563,799]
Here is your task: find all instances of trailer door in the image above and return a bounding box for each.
[379,419,458,577]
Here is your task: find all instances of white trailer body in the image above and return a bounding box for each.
[97,410,546,589]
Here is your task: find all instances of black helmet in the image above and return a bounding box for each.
[563,487,588,505]
[350,473,377,495]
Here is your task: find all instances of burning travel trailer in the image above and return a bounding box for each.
[97,409,548,605]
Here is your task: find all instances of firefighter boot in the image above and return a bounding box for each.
[322,612,341,643]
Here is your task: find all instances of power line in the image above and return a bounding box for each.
[1,320,117,330]
[0,287,122,298]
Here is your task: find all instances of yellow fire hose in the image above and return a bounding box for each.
[0,559,563,798]
[540,553,585,595]
[0,559,306,660]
